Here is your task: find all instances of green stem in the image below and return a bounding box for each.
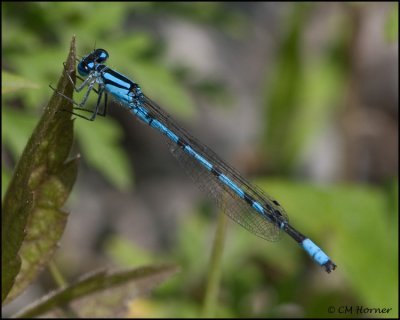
[48,260,80,317]
[48,260,67,288]
[201,209,228,318]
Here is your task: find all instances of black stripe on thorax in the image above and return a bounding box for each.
[102,68,136,90]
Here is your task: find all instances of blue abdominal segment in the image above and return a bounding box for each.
[302,238,330,265]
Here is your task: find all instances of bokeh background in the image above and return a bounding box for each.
[2,2,398,318]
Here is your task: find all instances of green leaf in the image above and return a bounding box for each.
[1,71,40,94]
[2,37,78,303]
[14,265,180,318]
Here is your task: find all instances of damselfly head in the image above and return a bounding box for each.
[77,49,109,77]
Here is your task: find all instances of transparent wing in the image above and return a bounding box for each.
[141,95,288,241]
[168,141,283,241]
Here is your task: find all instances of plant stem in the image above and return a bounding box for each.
[48,260,67,288]
[201,209,228,318]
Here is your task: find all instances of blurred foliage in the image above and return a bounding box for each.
[2,71,40,94]
[143,2,248,37]
[74,118,133,191]
[2,107,39,166]
[263,3,349,173]
[2,2,239,191]
[104,179,398,318]
[385,3,398,42]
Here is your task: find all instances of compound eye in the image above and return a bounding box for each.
[77,62,89,76]
[94,49,109,63]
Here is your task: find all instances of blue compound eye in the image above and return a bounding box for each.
[77,62,89,76]
[94,49,109,63]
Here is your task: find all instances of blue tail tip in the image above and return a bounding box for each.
[302,238,337,273]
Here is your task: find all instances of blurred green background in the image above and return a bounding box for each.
[2,2,398,318]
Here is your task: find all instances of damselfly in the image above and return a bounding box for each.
[53,48,337,273]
